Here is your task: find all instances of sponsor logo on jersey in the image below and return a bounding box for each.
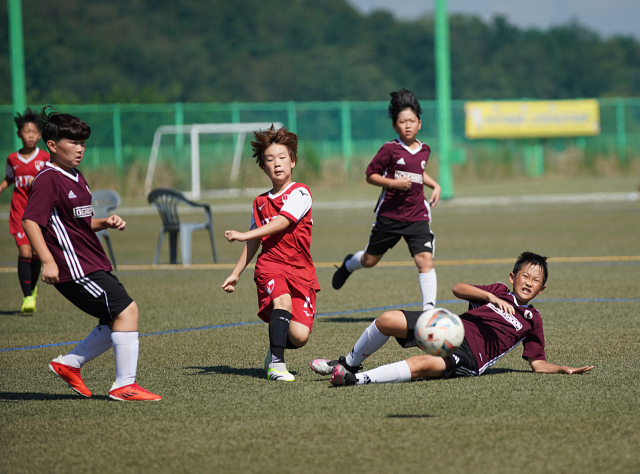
[73,205,93,218]
[15,175,34,188]
[396,158,406,165]
[281,194,288,202]
[524,310,533,320]
[421,160,426,169]
[394,170,423,184]
[35,161,46,171]
[68,190,77,199]
[487,302,523,331]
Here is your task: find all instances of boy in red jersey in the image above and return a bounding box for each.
[222,125,320,382]
[312,252,593,386]
[0,108,50,313]
[22,107,161,401]
[332,89,441,312]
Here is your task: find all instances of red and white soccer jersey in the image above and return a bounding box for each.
[366,138,432,222]
[460,282,545,375]
[22,163,112,283]
[251,182,320,326]
[4,147,50,237]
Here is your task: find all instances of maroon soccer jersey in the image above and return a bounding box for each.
[366,138,432,222]
[4,147,50,235]
[22,163,112,283]
[460,282,545,374]
[251,182,319,290]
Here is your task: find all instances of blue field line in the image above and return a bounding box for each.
[2,297,639,353]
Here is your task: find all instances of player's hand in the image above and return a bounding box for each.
[105,215,126,231]
[392,177,412,192]
[487,293,514,315]
[221,275,239,293]
[563,365,595,374]
[429,185,441,208]
[41,262,59,285]
[225,230,246,242]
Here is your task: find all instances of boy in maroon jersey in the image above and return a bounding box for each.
[0,108,50,313]
[222,125,320,382]
[22,107,161,401]
[332,89,441,313]
[312,252,593,385]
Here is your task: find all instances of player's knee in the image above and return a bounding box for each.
[375,311,405,336]
[111,301,139,331]
[361,253,381,268]
[288,324,310,347]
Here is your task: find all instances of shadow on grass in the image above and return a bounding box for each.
[0,392,104,401]
[320,316,375,324]
[0,310,27,316]
[185,366,281,380]
[387,414,435,418]
[483,367,530,375]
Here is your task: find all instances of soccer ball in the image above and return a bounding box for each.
[414,308,465,357]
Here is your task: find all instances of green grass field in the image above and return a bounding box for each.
[1,176,639,474]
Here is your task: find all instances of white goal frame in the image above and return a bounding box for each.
[144,122,283,199]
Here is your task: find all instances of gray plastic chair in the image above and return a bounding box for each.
[148,188,218,265]
[91,189,122,269]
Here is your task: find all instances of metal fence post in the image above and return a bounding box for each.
[287,101,298,134]
[113,103,123,175]
[8,0,27,151]
[175,101,184,165]
[616,98,628,167]
[341,101,353,173]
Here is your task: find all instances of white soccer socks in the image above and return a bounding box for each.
[345,320,390,367]
[355,360,412,385]
[62,324,113,368]
[419,269,437,311]
[346,250,365,273]
[111,331,139,388]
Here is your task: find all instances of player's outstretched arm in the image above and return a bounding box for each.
[452,283,515,315]
[91,215,126,232]
[528,358,594,374]
[222,239,260,293]
[225,215,292,243]
[22,219,59,284]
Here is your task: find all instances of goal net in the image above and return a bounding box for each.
[144,122,283,199]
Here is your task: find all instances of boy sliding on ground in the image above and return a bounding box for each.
[222,125,320,382]
[22,107,161,401]
[332,88,441,311]
[0,108,50,313]
[312,252,593,386]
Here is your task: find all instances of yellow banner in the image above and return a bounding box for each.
[465,100,600,139]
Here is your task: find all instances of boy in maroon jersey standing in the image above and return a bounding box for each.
[22,107,161,401]
[312,252,593,385]
[332,89,441,313]
[0,108,50,313]
[222,125,320,382]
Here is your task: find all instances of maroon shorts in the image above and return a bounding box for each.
[255,274,317,331]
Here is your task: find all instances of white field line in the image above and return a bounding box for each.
[1,191,638,219]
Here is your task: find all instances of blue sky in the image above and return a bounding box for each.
[348,0,640,39]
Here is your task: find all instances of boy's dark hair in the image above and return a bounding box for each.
[513,251,548,285]
[40,106,91,144]
[14,107,43,131]
[388,88,422,123]
[251,125,298,170]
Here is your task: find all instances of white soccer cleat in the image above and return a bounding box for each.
[267,362,295,381]
[310,359,338,376]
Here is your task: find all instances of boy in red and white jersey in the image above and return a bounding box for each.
[332,89,441,312]
[312,252,593,386]
[222,125,320,382]
[0,108,50,312]
[22,107,160,401]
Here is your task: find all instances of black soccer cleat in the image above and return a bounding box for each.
[332,254,354,290]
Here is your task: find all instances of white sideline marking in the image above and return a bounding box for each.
[1,191,637,220]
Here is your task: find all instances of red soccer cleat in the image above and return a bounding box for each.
[49,356,92,397]
[108,383,162,401]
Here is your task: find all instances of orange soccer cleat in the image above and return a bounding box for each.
[108,383,162,401]
[49,356,92,397]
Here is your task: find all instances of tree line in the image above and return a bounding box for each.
[1,0,639,104]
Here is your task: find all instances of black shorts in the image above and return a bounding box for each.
[54,271,134,325]
[365,216,435,257]
[395,310,479,379]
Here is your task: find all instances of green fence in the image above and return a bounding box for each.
[1,98,638,191]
